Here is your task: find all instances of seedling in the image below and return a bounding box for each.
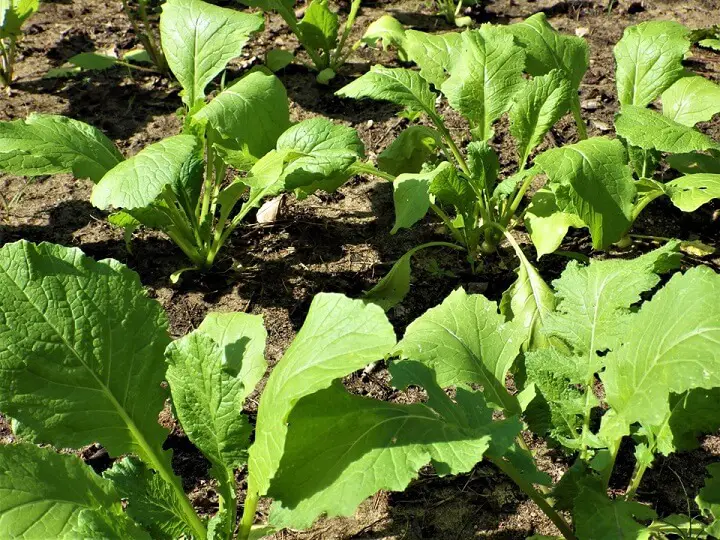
[0,0,39,87]
[238,0,362,82]
[0,0,364,275]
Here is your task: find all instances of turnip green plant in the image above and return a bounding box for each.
[1,240,718,539]
[609,21,720,235]
[0,0,365,274]
[0,0,38,87]
[238,0,362,83]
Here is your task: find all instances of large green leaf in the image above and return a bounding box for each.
[653,388,720,455]
[160,0,264,107]
[405,29,463,88]
[361,15,408,59]
[602,267,720,436]
[0,241,171,462]
[390,161,455,234]
[0,443,130,539]
[525,188,586,258]
[266,361,520,529]
[298,0,338,54]
[0,0,38,37]
[667,152,720,175]
[662,75,720,127]
[614,20,690,107]
[91,135,203,212]
[377,125,441,176]
[665,173,720,211]
[442,26,526,141]
[534,137,636,249]
[509,69,571,168]
[276,118,364,196]
[336,66,438,118]
[195,69,290,162]
[615,105,720,154]
[574,487,655,539]
[247,294,396,497]
[103,457,191,540]
[0,114,123,182]
[504,12,588,92]
[395,287,521,413]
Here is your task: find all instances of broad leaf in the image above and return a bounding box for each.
[160,0,264,107]
[442,26,526,141]
[247,294,396,496]
[504,13,588,92]
[336,66,438,118]
[267,361,520,528]
[276,117,364,195]
[0,114,123,182]
[509,69,571,168]
[195,69,291,161]
[0,443,129,538]
[405,29,463,88]
[525,189,586,258]
[697,463,720,531]
[104,457,191,540]
[68,52,120,70]
[667,152,720,175]
[0,0,38,37]
[662,75,720,127]
[0,241,171,462]
[361,15,408,59]
[614,20,690,107]
[653,388,720,455]
[602,267,720,435]
[575,487,655,539]
[298,0,338,54]
[534,137,636,249]
[395,287,521,413]
[615,105,720,154]
[467,141,500,193]
[377,125,441,176]
[391,161,453,234]
[91,135,203,212]
[665,173,720,211]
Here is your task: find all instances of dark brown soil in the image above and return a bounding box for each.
[1,0,719,538]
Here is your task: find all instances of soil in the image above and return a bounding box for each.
[1,0,720,538]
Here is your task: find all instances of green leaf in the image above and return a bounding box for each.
[653,388,720,455]
[361,15,408,59]
[615,105,720,154]
[602,266,720,436]
[700,38,720,51]
[75,508,151,539]
[298,0,339,55]
[467,141,500,193]
[266,48,294,71]
[0,241,172,462]
[442,26,526,141]
[0,0,38,37]
[665,173,720,211]
[534,137,636,249]
[266,361,520,529]
[405,29,463,88]
[429,162,471,213]
[662,75,720,127]
[377,125,441,176]
[91,134,203,212]
[0,443,129,538]
[336,66,438,118]
[504,13,588,92]
[103,457,191,540]
[68,52,119,70]
[160,0,264,107]
[0,113,123,182]
[697,463,720,526]
[395,287,521,413]
[525,188,586,258]
[509,69,571,168]
[276,117,364,195]
[667,152,720,174]
[574,487,655,539]
[195,69,291,162]
[247,294,396,497]
[391,161,453,234]
[500,244,555,351]
[614,20,691,107]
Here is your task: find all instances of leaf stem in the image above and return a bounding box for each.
[430,202,467,247]
[349,161,396,182]
[428,112,471,177]
[237,490,260,540]
[570,96,588,140]
[490,456,576,540]
[624,459,649,501]
[331,0,362,69]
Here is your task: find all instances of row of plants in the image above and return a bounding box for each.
[0,0,719,538]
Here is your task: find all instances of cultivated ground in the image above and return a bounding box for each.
[1,0,719,537]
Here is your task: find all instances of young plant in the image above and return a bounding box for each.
[238,0,362,83]
[609,20,720,239]
[0,0,38,87]
[338,16,645,305]
[0,0,365,274]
